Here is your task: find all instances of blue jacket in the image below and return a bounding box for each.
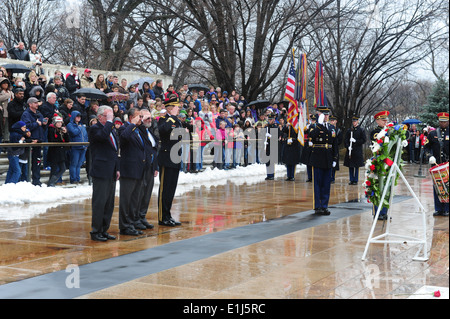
[8,121,27,156]
[21,108,45,142]
[67,110,88,150]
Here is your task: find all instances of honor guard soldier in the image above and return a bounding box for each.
[370,110,390,220]
[264,112,279,180]
[425,112,449,217]
[282,121,301,181]
[344,116,367,185]
[329,115,343,183]
[300,114,316,182]
[308,107,338,215]
[157,97,183,226]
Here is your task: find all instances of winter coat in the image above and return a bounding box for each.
[66,110,88,150]
[21,108,45,142]
[7,97,27,131]
[7,121,27,156]
[47,124,69,163]
[343,125,366,168]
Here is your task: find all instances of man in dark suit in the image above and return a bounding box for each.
[329,115,343,183]
[88,105,120,241]
[118,108,147,236]
[425,112,449,217]
[158,97,183,226]
[308,107,338,215]
[136,109,159,229]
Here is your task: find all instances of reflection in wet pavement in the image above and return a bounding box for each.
[0,164,448,299]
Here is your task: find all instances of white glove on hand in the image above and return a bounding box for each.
[287,138,293,144]
[318,114,325,125]
[265,133,271,138]
[309,141,313,147]
[332,161,336,168]
[350,138,356,143]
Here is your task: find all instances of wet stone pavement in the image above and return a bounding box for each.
[0,163,448,299]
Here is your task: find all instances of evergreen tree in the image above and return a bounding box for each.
[420,78,449,127]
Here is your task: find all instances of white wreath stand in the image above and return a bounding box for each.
[362,140,429,261]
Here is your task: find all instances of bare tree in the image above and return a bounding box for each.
[303,0,445,130]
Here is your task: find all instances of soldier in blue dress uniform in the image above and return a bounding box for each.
[308,106,338,215]
[424,112,449,217]
[370,110,389,220]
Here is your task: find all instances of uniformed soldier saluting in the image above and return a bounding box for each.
[424,112,449,217]
[157,96,183,227]
[370,110,389,220]
[308,106,338,215]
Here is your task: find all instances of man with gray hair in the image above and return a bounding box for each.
[88,105,120,241]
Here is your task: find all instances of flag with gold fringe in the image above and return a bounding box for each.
[295,53,308,145]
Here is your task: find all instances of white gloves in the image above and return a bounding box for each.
[350,137,356,143]
[333,161,336,168]
[287,138,293,144]
[265,133,271,138]
[318,114,325,125]
[309,141,313,147]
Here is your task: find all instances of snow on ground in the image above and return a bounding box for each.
[0,164,304,222]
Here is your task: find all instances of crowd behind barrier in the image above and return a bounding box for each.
[0,41,439,188]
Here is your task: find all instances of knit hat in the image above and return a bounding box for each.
[16,121,26,128]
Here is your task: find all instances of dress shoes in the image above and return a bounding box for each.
[141,220,155,229]
[169,218,182,226]
[433,211,449,217]
[102,232,116,240]
[306,179,312,183]
[285,178,295,181]
[120,229,141,236]
[90,232,107,242]
[159,218,182,227]
[265,176,274,180]
[314,208,330,215]
[134,222,147,230]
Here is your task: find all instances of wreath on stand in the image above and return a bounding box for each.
[363,123,408,209]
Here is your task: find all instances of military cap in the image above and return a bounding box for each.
[164,97,179,107]
[374,110,389,120]
[438,112,449,122]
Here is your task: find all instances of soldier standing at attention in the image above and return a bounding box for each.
[424,112,449,217]
[344,116,366,185]
[308,107,338,215]
[157,97,183,227]
[329,115,343,183]
[370,110,389,220]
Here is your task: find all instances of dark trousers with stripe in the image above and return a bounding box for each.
[286,165,296,179]
[158,166,180,222]
[313,167,332,210]
[434,188,449,212]
[349,167,359,182]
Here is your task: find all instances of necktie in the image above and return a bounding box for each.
[110,133,117,150]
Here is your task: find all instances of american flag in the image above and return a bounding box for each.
[285,55,299,132]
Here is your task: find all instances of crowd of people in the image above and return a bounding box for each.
[1,50,301,188]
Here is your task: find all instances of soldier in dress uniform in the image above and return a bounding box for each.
[157,97,183,226]
[370,110,390,220]
[264,113,279,180]
[282,122,301,181]
[329,115,343,183]
[300,114,316,182]
[424,112,449,217]
[344,116,367,185]
[308,107,338,215]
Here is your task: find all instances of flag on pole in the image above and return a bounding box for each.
[314,60,327,108]
[285,51,299,134]
[295,53,308,145]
